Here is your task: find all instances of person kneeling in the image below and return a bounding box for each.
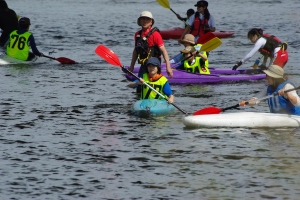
[128,57,174,104]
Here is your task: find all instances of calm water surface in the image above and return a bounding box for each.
[1,0,300,199]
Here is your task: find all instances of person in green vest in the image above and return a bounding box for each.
[171,34,208,70]
[128,57,174,103]
[180,45,210,74]
[6,17,44,61]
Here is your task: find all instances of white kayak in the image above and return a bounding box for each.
[0,51,37,65]
[183,112,300,128]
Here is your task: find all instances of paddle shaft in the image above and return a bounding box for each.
[43,55,56,60]
[156,0,189,26]
[177,38,222,63]
[246,86,300,105]
[218,86,300,113]
[123,67,187,114]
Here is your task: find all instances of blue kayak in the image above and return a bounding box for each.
[131,99,175,117]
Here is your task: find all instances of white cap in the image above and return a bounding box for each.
[137,11,154,26]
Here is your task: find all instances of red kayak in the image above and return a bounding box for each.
[160,27,234,40]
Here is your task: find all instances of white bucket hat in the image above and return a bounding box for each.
[137,11,154,26]
[263,65,284,79]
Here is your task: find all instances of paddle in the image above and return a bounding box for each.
[196,32,216,45]
[43,55,76,64]
[173,37,222,66]
[156,0,186,23]
[94,44,188,115]
[193,86,300,115]
[198,37,222,52]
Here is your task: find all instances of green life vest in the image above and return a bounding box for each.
[183,56,210,74]
[6,30,31,61]
[141,73,168,100]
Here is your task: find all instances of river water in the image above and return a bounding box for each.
[1,0,300,199]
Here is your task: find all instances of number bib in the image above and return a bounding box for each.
[7,30,31,61]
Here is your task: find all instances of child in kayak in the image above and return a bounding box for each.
[175,8,195,28]
[128,57,174,104]
[232,28,288,70]
[239,65,300,115]
[6,17,44,61]
[171,34,208,69]
[179,45,209,74]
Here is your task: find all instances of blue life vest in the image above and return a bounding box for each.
[267,81,300,115]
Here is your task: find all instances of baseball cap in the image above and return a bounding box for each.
[194,1,208,7]
[19,17,31,25]
[146,57,161,67]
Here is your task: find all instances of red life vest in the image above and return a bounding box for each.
[190,13,209,38]
[258,34,282,57]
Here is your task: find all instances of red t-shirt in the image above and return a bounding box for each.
[134,27,164,48]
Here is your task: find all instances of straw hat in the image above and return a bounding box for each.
[263,65,284,79]
[179,34,195,45]
[180,46,196,54]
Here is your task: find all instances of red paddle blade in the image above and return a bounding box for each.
[196,32,216,44]
[95,45,122,66]
[193,106,222,115]
[55,57,76,64]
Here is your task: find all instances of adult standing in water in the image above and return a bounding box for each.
[128,11,173,82]
[6,17,44,61]
[232,28,288,70]
[180,1,216,43]
[0,0,19,47]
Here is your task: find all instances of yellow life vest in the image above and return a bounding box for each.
[184,56,210,74]
[6,30,31,61]
[141,73,168,100]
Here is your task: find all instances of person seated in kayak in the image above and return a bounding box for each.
[177,45,209,74]
[232,28,288,70]
[180,0,216,43]
[170,34,207,68]
[239,65,300,115]
[175,8,195,28]
[128,57,174,104]
[6,17,44,61]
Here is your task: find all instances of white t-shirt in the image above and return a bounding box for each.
[241,37,280,67]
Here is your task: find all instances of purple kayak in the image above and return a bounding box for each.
[124,64,266,84]
[127,63,262,75]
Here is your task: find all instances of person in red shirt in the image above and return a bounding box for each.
[129,11,173,80]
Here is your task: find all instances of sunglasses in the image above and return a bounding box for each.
[197,5,205,8]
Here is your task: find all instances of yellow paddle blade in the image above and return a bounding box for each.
[199,37,222,52]
[156,0,171,9]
